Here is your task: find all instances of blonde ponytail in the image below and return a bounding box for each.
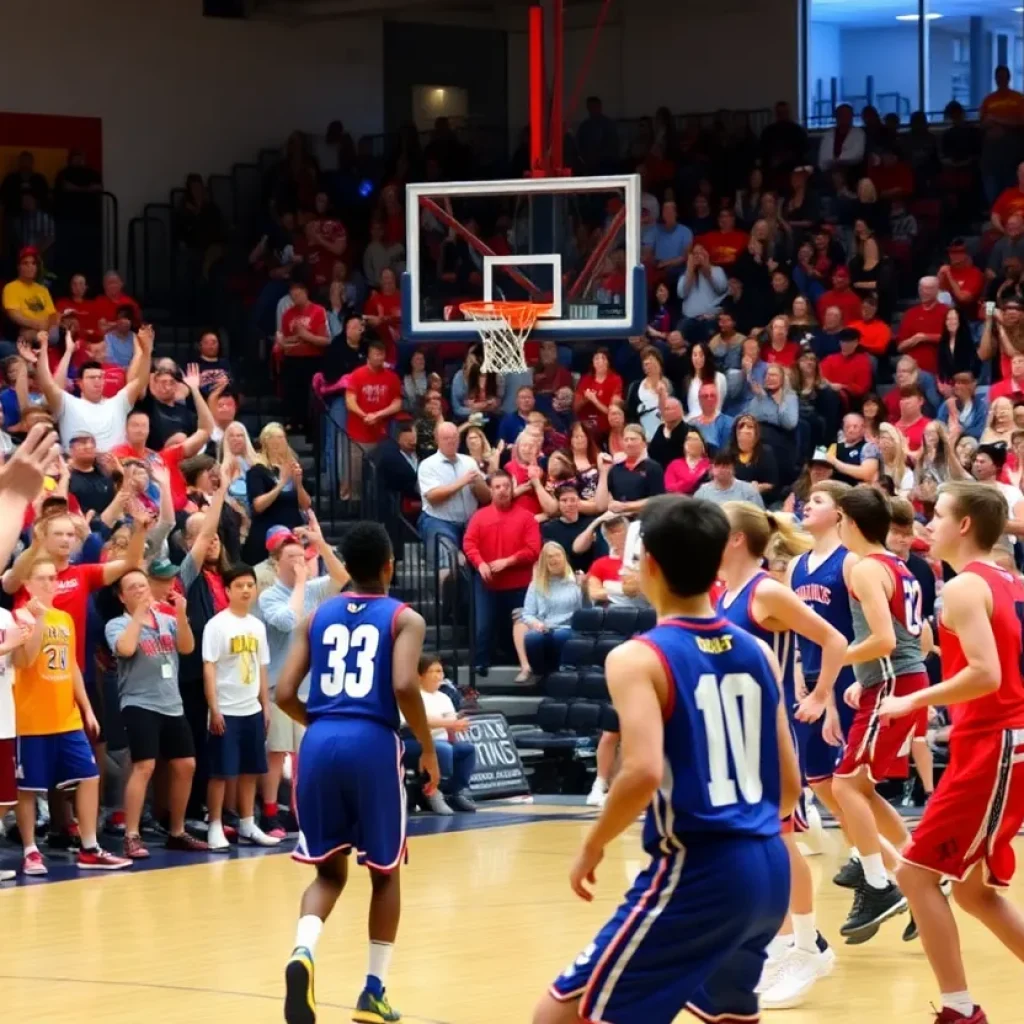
[723,501,813,559]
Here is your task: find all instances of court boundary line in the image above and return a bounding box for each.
[0,974,452,1024]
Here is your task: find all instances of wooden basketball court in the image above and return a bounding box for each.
[2,806,1022,1023]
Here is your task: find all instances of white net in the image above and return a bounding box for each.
[460,302,551,375]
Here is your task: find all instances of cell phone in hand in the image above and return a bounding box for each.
[986,301,996,317]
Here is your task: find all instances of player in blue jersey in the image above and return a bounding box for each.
[717,501,847,1009]
[275,522,439,1024]
[536,495,800,1024]
[788,481,865,888]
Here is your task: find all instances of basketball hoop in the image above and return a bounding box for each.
[459,300,553,375]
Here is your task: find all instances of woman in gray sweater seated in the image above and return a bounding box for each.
[511,541,583,681]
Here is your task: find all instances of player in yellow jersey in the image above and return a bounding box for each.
[13,557,131,875]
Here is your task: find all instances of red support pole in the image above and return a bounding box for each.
[528,5,545,176]
[567,205,626,300]
[550,0,564,172]
[418,196,543,298]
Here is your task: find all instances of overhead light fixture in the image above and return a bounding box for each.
[896,11,943,19]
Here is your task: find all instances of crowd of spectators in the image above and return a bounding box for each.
[5,70,1024,856]
[329,70,1024,677]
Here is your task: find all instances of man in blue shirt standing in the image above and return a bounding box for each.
[257,514,348,836]
[649,201,693,290]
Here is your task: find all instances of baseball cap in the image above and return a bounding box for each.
[18,245,39,263]
[838,328,861,345]
[810,447,832,466]
[147,558,180,579]
[833,266,850,282]
[266,525,300,553]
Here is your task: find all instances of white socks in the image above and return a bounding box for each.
[861,852,888,889]
[942,992,975,1017]
[294,915,324,955]
[849,847,861,861]
[239,816,257,835]
[368,940,393,986]
[766,934,793,960]
[792,913,817,954]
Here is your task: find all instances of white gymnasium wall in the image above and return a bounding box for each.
[507,0,800,143]
[0,0,383,263]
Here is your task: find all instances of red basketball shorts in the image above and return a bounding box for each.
[835,672,928,783]
[902,728,1024,887]
[0,737,16,806]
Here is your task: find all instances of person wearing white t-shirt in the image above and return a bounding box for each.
[201,564,278,851]
[32,325,153,451]
[0,606,33,882]
[400,655,476,815]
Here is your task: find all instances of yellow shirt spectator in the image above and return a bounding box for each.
[2,278,56,327]
[14,608,82,736]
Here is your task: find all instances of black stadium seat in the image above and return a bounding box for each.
[603,606,639,637]
[579,668,609,702]
[560,636,596,668]
[544,669,580,701]
[513,699,580,753]
[636,608,657,633]
[536,699,569,732]
[566,701,602,737]
[571,607,605,635]
[594,635,621,666]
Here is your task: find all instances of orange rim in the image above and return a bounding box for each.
[458,300,554,330]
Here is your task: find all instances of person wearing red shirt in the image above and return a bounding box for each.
[821,329,874,404]
[990,351,1024,402]
[56,273,98,338]
[302,190,348,287]
[345,340,402,444]
[848,293,893,358]
[895,386,931,455]
[462,470,541,675]
[505,431,549,517]
[762,316,800,368]
[362,267,402,366]
[533,340,573,405]
[938,240,985,320]
[276,276,330,431]
[868,150,915,199]
[73,338,126,398]
[93,270,141,335]
[696,207,749,268]
[897,277,949,375]
[815,266,863,325]
[992,162,1024,233]
[2,514,144,744]
[574,348,622,436]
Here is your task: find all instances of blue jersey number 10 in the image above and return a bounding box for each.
[319,624,380,698]
[694,672,763,807]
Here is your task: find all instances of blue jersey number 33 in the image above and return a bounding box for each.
[319,624,380,698]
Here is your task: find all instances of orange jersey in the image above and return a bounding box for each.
[14,608,82,736]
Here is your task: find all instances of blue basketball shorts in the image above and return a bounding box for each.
[293,717,406,873]
[549,833,789,1024]
[16,730,99,792]
[207,711,268,779]
[794,668,857,784]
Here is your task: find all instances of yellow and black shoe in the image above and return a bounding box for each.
[284,946,316,1024]
[352,987,402,1023]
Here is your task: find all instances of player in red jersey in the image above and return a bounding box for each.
[881,481,1024,1024]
